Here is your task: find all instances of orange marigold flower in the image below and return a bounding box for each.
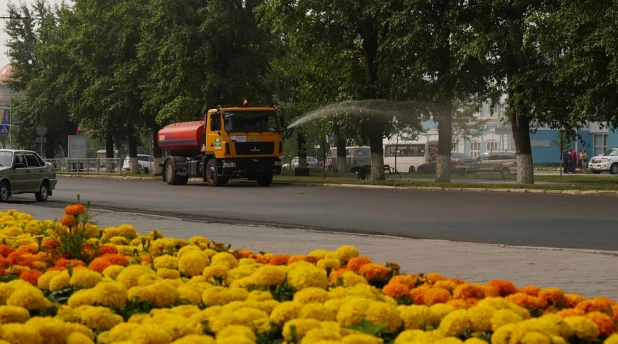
[0,245,15,258]
[55,258,86,269]
[483,285,500,298]
[383,282,410,299]
[358,263,390,281]
[488,280,518,297]
[41,239,58,249]
[102,254,129,266]
[0,256,10,268]
[65,203,86,216]
[453,283,485,300]
[60,215,76,227]
[448,277,465,285]
[538,287,565,308]
[389,274,417,289]
[409,287,427,305]
[329,268,348,284]
[88,257,112,273]
[32,261,47,271]
[305,256,319,264]
[346,256,372,272]
[556,308,585,318]
[613,305,618,321]
[564,294,585,308]
[98,244,119,255]
[16,245,38,254]
[520,286,542,297]
[235,249,255,259]
[12,265,30,275]
[287,254,308,264]
[434,280,457,292]
[446,299,470,309]
[426,272,446,284]
[585,312,615,337]
[386,262,400,274]
[424,287,452,306]
[506,293,542,310]
[269,254,290,266]
[577,297,614,313]
[20,269,42,285]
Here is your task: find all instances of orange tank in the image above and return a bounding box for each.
[157,121,205,157]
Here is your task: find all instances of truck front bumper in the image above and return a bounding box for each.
[220,158,282,179]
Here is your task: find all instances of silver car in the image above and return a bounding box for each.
[0,149,57,202]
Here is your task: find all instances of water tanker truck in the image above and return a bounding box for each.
[157,104,283,186]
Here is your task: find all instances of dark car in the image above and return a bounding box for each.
[416,152,476,174]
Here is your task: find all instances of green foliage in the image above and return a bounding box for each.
[256,321,284,344]
[344,319,387,336]
[111,298,157,321]
[45,286,81,305]
[269,282,294,302]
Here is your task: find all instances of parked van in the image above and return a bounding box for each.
[325,146,370,172]
[475,151,517,174]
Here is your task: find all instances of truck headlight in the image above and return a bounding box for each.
[223,162,236,168]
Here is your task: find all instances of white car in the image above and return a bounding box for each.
[282,156,321,171]
[588,148,618,174]
[123,154,154,173]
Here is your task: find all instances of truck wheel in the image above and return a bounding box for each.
[408,166,415,174]
[256,175,273,186]
[165,160,176,185]
[206,159,224,186]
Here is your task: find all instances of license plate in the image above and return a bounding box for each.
[249,138,261,142]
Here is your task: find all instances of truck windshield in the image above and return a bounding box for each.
[223,111,278,133]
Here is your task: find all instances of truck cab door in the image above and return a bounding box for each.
[207,113,223,154]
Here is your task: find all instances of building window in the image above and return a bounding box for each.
[470,141,480,158]
[593,134,608,157]
[486,141,498,152]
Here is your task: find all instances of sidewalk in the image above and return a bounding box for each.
[2,204,617,301]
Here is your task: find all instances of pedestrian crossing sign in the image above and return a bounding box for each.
[0,125,9,135]
[1,109,8,125]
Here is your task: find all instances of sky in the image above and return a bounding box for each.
[0,0,66,67]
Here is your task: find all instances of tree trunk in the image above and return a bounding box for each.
[507,7,534,184]
[297,131,306,169]
[336,136,346,173]
[152,126,163,175]
[127,123,139,174]
[105,134,114,158]
[368,119,385,180]
[435,103,453,182]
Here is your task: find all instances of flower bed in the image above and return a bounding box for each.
[0,203,616,344]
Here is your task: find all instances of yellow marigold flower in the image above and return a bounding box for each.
[477,297,530,320]
[130,323,174,344]
[428,303,456,324]
[396,329,440,343]
[202,265,228,281]
[226,265,260,285]
[0,305,29,324]
[170,334,215,344]
[154,255,179,270]
[308,249,329,260]
[176,285,202,305]
[294,287,330,304]
[69,268,102,289]
[217,325,256,341]
[467,305,495,332]
[336,298,368,327]
[0,323,42,344]
[67,289,96,308]
[287,262,328,291]
[342,333,384,344]
[188,235,209,246]
[541,313,573,339]
[399,304,431,330]
[117,224,137,238]
[246,290,274,302]
[80,306,123,331]
[178,251,209,277]
[49,271,71,292]
[606,334,618,344]
[145,313,194,340]
[243,300,279,314]
[109,236,130,245]
[91,281,128,308]
[3,226,23,236]
[128,286,156,303]
[37,271,62,291]
[564,316,599,342]
[157,268,181,280]
[251,265,286,287]
[438,309,470,337]
[138,274,158,287]
[211,252,239,269]
[337,271,369,287]
[66,332,94,344]
[334,245,360,263]
[24,221,42,234]
[105,323,139,342]
[201,286,248,306]
[0,280,31,304]
[270,301,304,326]
[148,281,179,308]
[54,306,80,323]
[25,317,68,344]
[102,227,121,240]
[365,301,402,332]
[303,327,342,342]
[316,258,342,270]
[16,213,34,221]
[6,285,49,311]
[328,284,378,300]
[209,307,269,333]
[298,303,336,321]
[282,318,322,342]
[216,336,253,344]
[490,309,524,332]
[115,245,134,256]
[128,313,151,324]
[102,265,125,280]
[117,265,155,289]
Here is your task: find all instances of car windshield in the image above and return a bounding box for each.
[0,152,11,167]
[603,149,618,156]
[452,153,471,159]
[223,111,278,133]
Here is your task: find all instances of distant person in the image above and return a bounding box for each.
[570,148,577,173]
[579,149,588,173]
[562,149,570,173]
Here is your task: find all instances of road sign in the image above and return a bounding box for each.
[36,127,47,136]
[35,137,47,143]
[0,125,9,135]
[1,109,8,125]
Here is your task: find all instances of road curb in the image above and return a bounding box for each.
[58,174,618,196]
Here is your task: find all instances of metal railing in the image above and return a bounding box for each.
[45,158,123,175]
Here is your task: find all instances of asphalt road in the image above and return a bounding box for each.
[10,177,618,251]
